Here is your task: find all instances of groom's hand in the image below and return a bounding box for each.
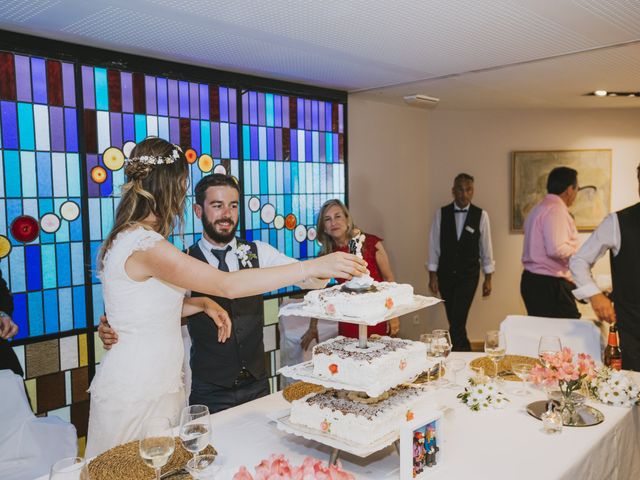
[98,315,118,349]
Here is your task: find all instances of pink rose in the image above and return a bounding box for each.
[233,466,254,480]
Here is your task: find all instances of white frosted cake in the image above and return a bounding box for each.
[311,336,427,390]
[289,386,425,444]
[303,281,414,319]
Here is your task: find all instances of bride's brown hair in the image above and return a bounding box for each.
[98,137,189,269]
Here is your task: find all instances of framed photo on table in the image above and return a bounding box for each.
[511,149,611,232]
[399,409,444,479]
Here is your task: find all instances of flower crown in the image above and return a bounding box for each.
[126,144,182,165]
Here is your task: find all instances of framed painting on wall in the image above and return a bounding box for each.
[511,149,612,232]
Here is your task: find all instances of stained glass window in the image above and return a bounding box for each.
[0,51,85,340]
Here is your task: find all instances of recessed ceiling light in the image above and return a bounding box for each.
[608,92,618,96]
[594,90,607,96]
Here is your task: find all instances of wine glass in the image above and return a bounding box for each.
[432,329,452,385]
[512,362,533,395]
[538,336,562,367]
[179,405,211,463]
[484,330,506,380]
[186,454,218,479]
[445,358,466,389]
[49,457,89,480]
[420,333,437,387]
[139,417,175,480]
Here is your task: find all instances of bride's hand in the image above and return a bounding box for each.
[203,299,232,343]
[305,252,367,280]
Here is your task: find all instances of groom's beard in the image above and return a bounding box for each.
[202,212,238,244]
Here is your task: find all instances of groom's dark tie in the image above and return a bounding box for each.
[211,246,232,272]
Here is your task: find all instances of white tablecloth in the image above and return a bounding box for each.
[33,353,640,479]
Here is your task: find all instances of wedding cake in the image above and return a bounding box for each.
[289,386,425,444]
[303,281,414,319]
[311,336,427,390]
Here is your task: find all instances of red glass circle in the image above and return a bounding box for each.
[11,215,40,243]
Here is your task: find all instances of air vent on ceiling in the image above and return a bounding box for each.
[403,94,440,108]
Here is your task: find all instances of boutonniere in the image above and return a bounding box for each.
[233,244,257,268]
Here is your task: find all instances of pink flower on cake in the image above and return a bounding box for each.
[385,297,394,309]
[406,410,414,421]
[321,419,331,433]
[325,303,336,315]
[399,358,407,370]
[328,363,338,375]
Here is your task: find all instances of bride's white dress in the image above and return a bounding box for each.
[85,227,186,457]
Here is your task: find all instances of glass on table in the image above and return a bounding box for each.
[186,454,218,479]
[538,336,562,367]
[179,405,211,463]
[420,333,437,387]
[512,362,533,395]
[484,330,506,380]
[139,417,175,480]
[432,329,452,386]
[49,457,89,480]
[445,358,466,389]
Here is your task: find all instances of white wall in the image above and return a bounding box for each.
[348,100,640,342]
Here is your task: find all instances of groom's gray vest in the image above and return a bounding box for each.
[186,239,265,387]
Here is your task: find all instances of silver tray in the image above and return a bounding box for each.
[526,400,604,427]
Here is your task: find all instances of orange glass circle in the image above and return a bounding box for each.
[0,235,11,259]
[185,149,198,164]
[91,166,108,184]
[198,155,213,172]
[102,147,125,171]
[285,214,297,230]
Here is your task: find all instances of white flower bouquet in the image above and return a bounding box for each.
[457,377,509,411]
[588,366,640,408]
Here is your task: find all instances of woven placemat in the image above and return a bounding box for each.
[88,437,217,480]
[282,381,326,402]
[469,355,540,381]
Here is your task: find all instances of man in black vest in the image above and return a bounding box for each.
[571,164,640,371]
[427,173,495,351]
[99,174,325,412]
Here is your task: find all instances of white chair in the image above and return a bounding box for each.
[0,370,77,480]
[181,324,192,402]
[499,314,603,362]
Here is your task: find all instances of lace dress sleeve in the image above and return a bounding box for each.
[102,228,166,282]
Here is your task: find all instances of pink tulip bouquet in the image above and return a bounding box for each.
[233,454,355,480]
[529,347,597,399]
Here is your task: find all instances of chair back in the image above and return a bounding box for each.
[499,315,602,362]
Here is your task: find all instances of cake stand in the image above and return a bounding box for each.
[276,292,441,464]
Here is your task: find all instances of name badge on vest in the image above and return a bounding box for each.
[465,225,475,234]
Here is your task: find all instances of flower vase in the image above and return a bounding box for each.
[559,390,586,425]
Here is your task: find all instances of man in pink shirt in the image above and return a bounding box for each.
[521,167,580,318]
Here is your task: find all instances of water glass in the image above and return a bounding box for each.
[420,333,437,387]
[139,417,175,480]
[432,329,452,385]
[484,330,506,379]
[445,358,466,389]
[49,457,89,480]
[179,405,211,462]
[538,336,562,367]
[186,454,218,479]
[512,362,533,395]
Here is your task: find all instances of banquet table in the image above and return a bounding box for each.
[34,353,640,480]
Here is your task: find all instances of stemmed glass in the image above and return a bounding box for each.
[139,417,175,480]
[445,358,466,389]
[538,336,562,367]
[484,330,506,381]
[49,457,89,480]
[432,329,452,386]
[179,405,211,463]
[420,333,437,388]
[512,363,533,395]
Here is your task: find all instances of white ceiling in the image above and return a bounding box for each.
[1,0,640,109]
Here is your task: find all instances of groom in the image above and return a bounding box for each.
[99,174,325,412]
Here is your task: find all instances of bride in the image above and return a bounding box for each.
[85,137,366,457]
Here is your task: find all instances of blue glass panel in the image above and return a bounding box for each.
[44,289,59,333]
[28,291,43,335]
[290,129,298,161]
[229,88,237,124]
[94,67,109,110]
[25,246,42,291]
[4,150,21,197]
[82,66,95,110]
[41,244,56,289]
[179,81,189,118]
[92,283,104,323]
[1,101,18,149]
[312,100,319,131]
[260,161,268,195]
[17,103,35,150]
[200,121,211,155]
[9,246,25,292]
[71,242,84,286]
[36,152,52,197]
[258,93,266,125]
[242,125,250,160]
[123,114,135,142]
[73,286,86,328]
[158,115,169,140]
[64,108,78,152]
[305,131,312,163]
[100,198,114,239]
[58,287,73,331]
[33,104,50,151]
[51,153,67,197]
[229,124,238,159]
[134,114,147,142]
[266,93,274,127]
[325,133,333,163]
[258,127,266,160]
[199,84,209,121]
[220,87,229,122]
[90,241,101,283]
[190,119,200,152]
[56,243,71,287]
[12,293,27,339]
[220,123,230,159]
[20,151,36,197]
[157,78,168,116]
[69,213,83,241]
[31,57,47,104]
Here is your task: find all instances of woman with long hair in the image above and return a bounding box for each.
[301,199,399,349]
[86,138,365,456]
